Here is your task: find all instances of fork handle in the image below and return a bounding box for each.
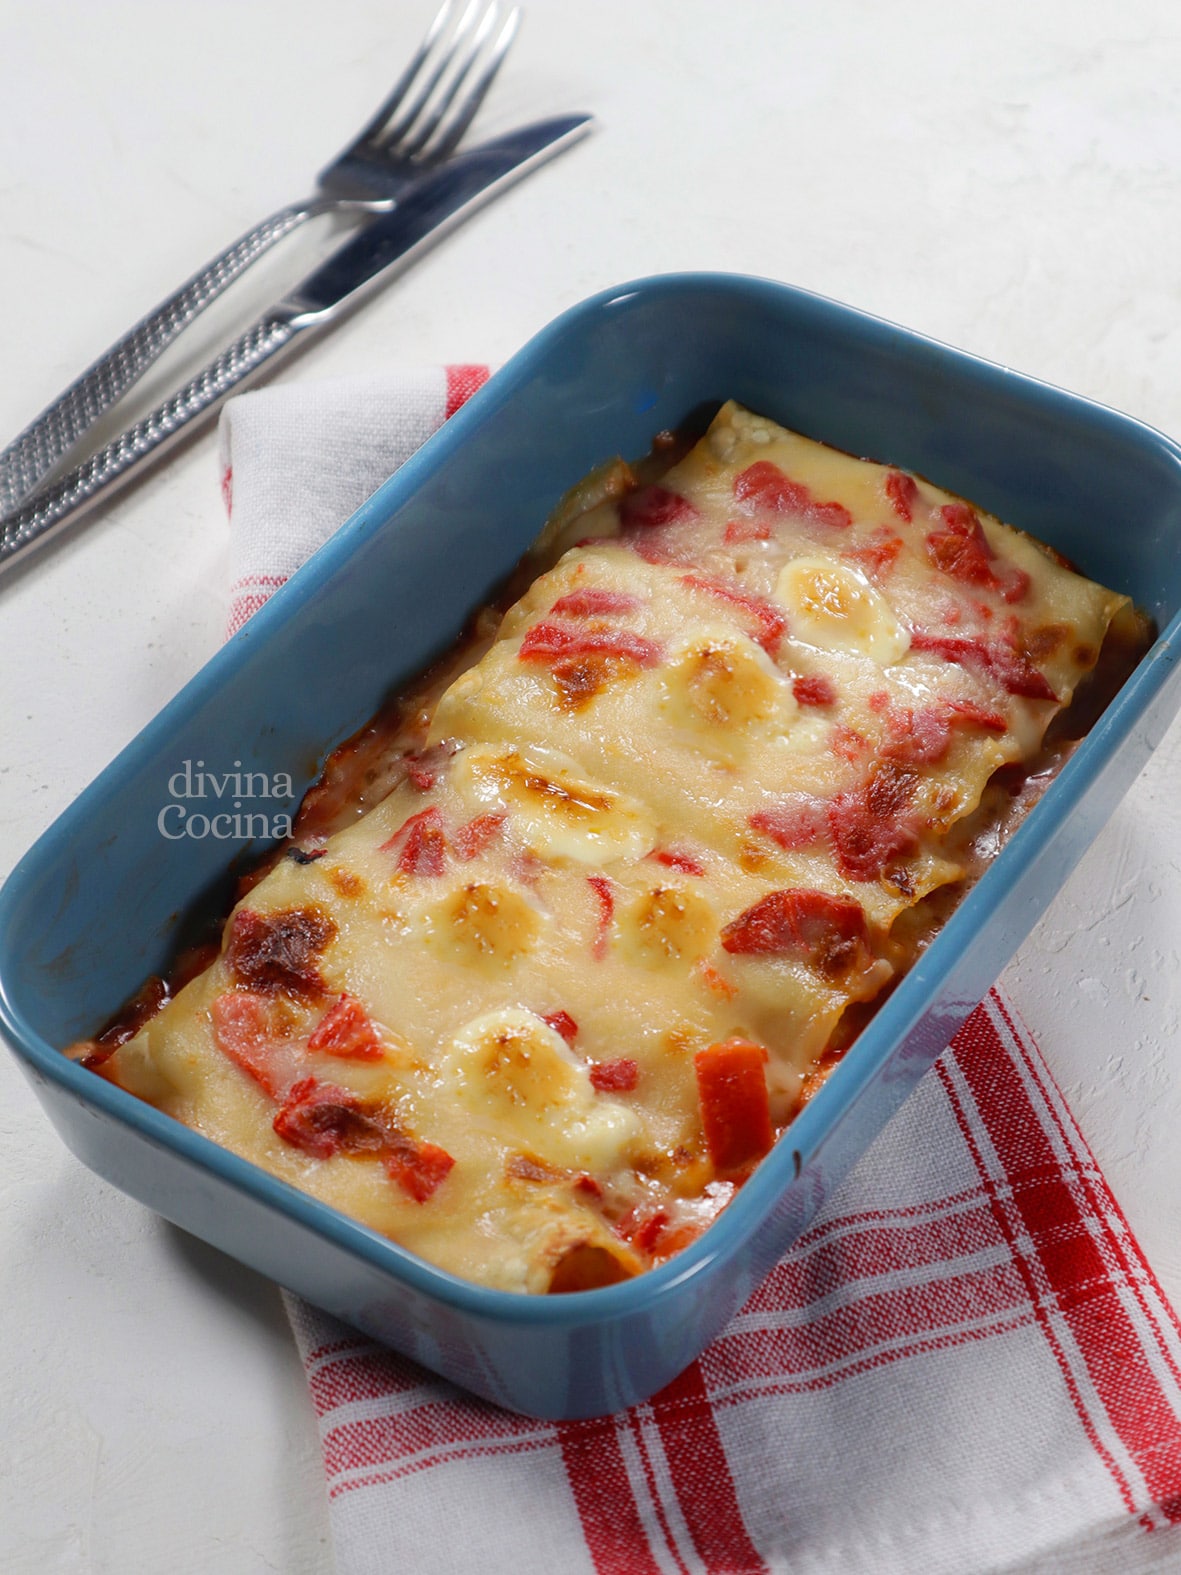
[0,203,316,515]
[0,312,301,578]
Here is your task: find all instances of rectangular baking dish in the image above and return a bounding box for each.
[3,273,1181,1420]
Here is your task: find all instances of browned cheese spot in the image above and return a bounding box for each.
[505,1152,565,1185]
[550,653,620,710]
[664,1024,706,1059]
[327,866,366,900]
[494,756,614,822]
[224,906,337,1000]
[738,842,771,874]
[1027,623,1070,662]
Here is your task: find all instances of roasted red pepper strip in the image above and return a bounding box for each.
[619,485,698,530]
[211,990,303,1099]
[792,674,836,708]
[925,503,998,589]
[647,847,705,876]
[272,1076,383,1160]
[827,763,919,883]
[385,1137,455,1202]
[542,1009,579,1044]
[380,806,448,875]
[748,797,827,852]
[224,906,336,1000]
[518,620,663,668]
[723,516,771,545]
[587,875,615,958]
[945,696,1007,733]
[884,470,918,522]
[734,460,852,529]
[678,573,787,656]
[454,811,506,860]
[721,888,870,978]
[550,588,642,617]
[694,1039,774,1175]
[843,527,904,582]
[880,705,953,766]
[632,1209,670,1255]
[308,994,384,1061]
[589,1057,639,1092]
[910,630,1056,701]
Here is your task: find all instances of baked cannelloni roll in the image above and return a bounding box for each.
[82,402,1147,1292]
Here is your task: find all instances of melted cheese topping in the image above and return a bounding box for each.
[778,557,911,665]
[442,1008,642,1172]
[92,402,1134,1294]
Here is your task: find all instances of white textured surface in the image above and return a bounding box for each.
[2,1,1180,1570]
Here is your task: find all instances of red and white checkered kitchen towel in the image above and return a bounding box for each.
[219,369,1181,1575]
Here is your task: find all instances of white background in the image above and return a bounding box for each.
[3,1,1181,1569]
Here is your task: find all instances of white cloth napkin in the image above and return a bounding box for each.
[222,364,489,635]
[218,371,1181,1575]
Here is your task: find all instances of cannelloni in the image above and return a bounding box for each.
[79,402,1148,1293]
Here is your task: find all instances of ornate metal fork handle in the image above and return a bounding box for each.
[0,314,300,568]
[0,205,324,518]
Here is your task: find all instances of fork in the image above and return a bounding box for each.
[0,0,519,518]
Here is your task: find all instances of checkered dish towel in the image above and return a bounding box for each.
[219,368,1181,1575]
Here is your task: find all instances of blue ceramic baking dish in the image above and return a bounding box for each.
[3,273,1181,1419]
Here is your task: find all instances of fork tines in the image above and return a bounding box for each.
[365,1,522,163]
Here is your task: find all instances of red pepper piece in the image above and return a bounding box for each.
[723,516,772,544]
[542,1009,579,1044]
[380,806,448,875]
[880,706,953,766]
[632,1210,669,1255]
[884,470,918,522]
[403,752,439,791]
[518,620,663,668]
[385,1136,455,1202]
[587,875,615,959]
[454,811,506,860]
[550,588,641,617]
[945,696,1008,733]
[678,573,787,656]
[307,994,384,1061]
[589,1057,639,1092]
[624,532,686,567]
[211,990,304,1099]
[694,1039,774,1175]
[647,847,705,876]
[734,460,810,513]
[272,1076,380,1160]
[827,764,919,883]
[910,630,1056,701]
[999,565,1031,604]
[832,723,867,763]
[618,485,698,530]
[925,503,998,589]
[748,796,828,852]
[843,527,904,582]
[792,673,836,707]
[734,460,852,529]
[721,888,869,978]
